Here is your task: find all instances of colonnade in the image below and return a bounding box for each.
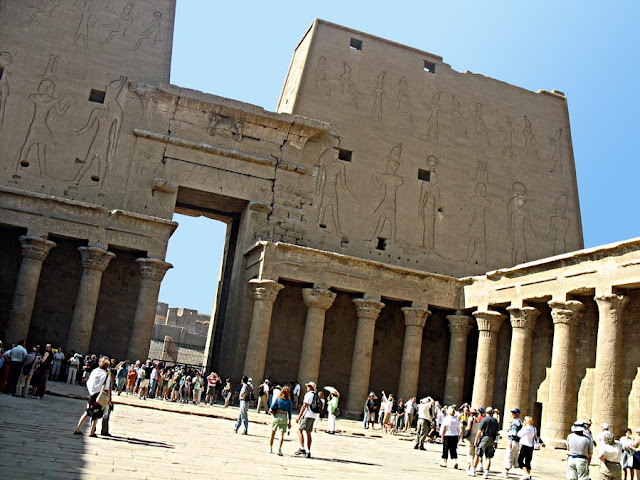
[3,235,172,361]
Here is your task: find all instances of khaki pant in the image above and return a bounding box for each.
[16,373,32,396]
[257,394,269,413]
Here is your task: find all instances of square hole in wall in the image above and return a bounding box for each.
[418,169,431,182]
[350,38,363,51]
[376,237,387,251]
[338,148,353,162]
[89,88,106,104]
[424,60,436,73]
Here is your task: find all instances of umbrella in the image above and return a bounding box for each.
[324,386,339,395]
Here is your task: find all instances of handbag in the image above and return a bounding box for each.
[533,428,541,450]
[96,372,110,408]
[334,407,341,417]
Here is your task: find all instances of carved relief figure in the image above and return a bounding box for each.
[0,0,7,14]
[396,77,414,125]
[473,160,489,184]
[425,92,441,140]
[27,0,60,25]
[104,2,135,44]
[451,95,467,137]
[420,164,442,252]
[372,144,403,241]
[522,115,539,159]
[500,116,514,158]
[315,148,353,235]
[546,193,570,255]
[207,114,243,141]
[16,79,74,176]
[339,62,360,109]
[315,56,331,99]
[550,127,564,174]
[132,11,162,51]
[507,182,537,265]
[465,183,491,264]
[43,54,58,79]
[71,76,127,186]
[369,71,386,123]
[474,103,490,145]
[0,52,12,129]
[73,0,96,49]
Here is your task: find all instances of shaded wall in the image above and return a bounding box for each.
[0,226,24,338]
[529,303,553,417]
[463,322,479,405]
[622,288,640,429]
[492,313,511,413]
[417,308,450,401]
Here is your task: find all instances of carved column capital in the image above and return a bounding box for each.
[302,288,336,310]
[549,300,584,326]
[19,235,56,261]
[507,306,539,331]
[249,279,284,302]
[353,298,385,321]
[401,306,431,328]
[594,294,629,318]
[473,310,506,337]
[78,246,115,272]
[446,315,474,336]
[136,257,173,282]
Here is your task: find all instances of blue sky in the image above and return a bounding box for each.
[159,0,640,314]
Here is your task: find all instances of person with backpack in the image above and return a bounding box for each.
[257,379,270,413]
[295,381,321,458]
[233,375,252,434]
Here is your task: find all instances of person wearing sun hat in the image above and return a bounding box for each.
[295,381,318,458]
[566,421,593,480]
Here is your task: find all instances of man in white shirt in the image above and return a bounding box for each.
[596,423,610,445]
[3,339,27,394]
[68,353,80,384]
[292,381,301,409]
[256,379,270,413]
[405,397,415,432]
[414,397,435,450]
[295,382,319,458]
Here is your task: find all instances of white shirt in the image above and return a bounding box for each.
[302,390,318,419]
[86,368,111,396]
[384,399,393,414]
[293,384,300,396]
[405,399,414,414]
[440,415,461,436]
[599,441,623,463]
[596,430,609,444]
[272,388,281,401]
[417,403,430,420]
[7,345,27,362]
[518,425,537,447]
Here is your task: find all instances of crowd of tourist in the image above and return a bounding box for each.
[3,338,640,478]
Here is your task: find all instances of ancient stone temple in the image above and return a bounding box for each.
[0,1,638,443]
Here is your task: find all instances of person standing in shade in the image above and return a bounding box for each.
[502,408,523,477]
[268,386,292,456]
[233,376,252,434]
[3,339,27,394]
[36,344,53,398]
[566,422,593,480]
[295,381,319,458]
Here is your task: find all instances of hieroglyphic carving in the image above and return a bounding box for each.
[27,0,60,25]
[315,148,352,235]
[315,56,331,99]
[420,155,442,252]
[132,11,162,51]
[473,160,488,184]
[451,95,467,137]
[0,52,12,129]
[71,76,128,186]
[396,77,414,125]
[339,61,360,109]
[16,79,74,177]
[43,54,58,79]
[465,183,491,264]
[0,0,7,15]
[507,182,537,265]
[372,144,403,241]
[550,127,563,174]
[207,114,243,141]
[522,115,539,159]
[500,116,514,158]
[474,103,490,145]
[546,193,570,255]
[369,72,385,123]
[104,2,135,44]
[73,0,96,49]
[425,92,441,141]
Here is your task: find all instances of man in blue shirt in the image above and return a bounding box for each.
[501,408,523,477]
[3,339,27,395]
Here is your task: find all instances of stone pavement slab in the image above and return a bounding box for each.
[1,385,574,479]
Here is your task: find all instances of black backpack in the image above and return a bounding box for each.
[309,391,322,413]
[258,384,264,397]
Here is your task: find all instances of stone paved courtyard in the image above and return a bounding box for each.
[0,383,573,479]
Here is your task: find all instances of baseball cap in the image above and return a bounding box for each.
[511,408,521,414]
[601,423,610,430]
[478,407,485,414]
[485,406,493,413]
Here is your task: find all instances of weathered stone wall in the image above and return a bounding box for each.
[0,226,24,336]
[417,309,451,401]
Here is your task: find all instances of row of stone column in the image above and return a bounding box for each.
[472,294,629,445]
[3,235,172,361]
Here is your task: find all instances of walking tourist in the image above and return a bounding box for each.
[268,386,292,456]
[598,430,622,480]
[516,416,537,480]
[440,406,460,468]
[313,390,325,432]
[566,421,593,480]
[257,379,270,413]
[295,381,319,458]
[502,408,523,477]
[292,380,300,409]
[472,406,500,478]
[73,357,112,437]
[464,408,483,474]
[233,375,251,434]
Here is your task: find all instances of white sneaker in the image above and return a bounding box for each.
[483,471,489,479]
[500,471,509,478]
[467,469,476,477]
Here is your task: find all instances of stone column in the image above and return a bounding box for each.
[5,235,56,342]
[127,258,172,362]
[66,247,115,354]
[503,306,539,427]
[345,298,385,415]
[471,310,506,408]
[443,314,474,406]
[297,288,337,384]
[592,294,629,434]
[397,306,431,401]
[242,279,284,382]
[545,300,583,445]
